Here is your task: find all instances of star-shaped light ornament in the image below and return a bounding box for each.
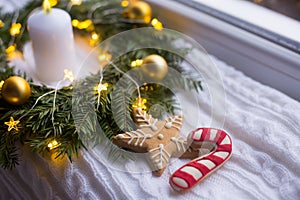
[113,108,188,176]
[151,18,163,31]
[64,69,76,82]
[132,98,147,110]
[94,82,108,94]
[47,139,61,150]
[4,117,20,132]
[9,23,22,36]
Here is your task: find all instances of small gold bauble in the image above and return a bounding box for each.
[141,55,168,81]
[123,1,152,23]
[1,76,31,105]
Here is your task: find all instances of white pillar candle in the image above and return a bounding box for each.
[27,8,77,83]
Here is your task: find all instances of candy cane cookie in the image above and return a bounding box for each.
[170,128,233,192]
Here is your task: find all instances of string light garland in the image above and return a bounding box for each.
[47,139,61,150]
[91,32,100,40]
[151,18,163,31]
[121,0,129,7]
[108,59,142,99]
[18,90,56,121]
[131,59,143,68]
[0,20,4,28]
[94,82,108,94]
[51,69,76,135]
[70,0,82,6]
[4,117,20,132]
[132,97,147,110]
[63,69,76,82]
[89,31,101,46]
[9,23,22,36]
[0,0,202,169]
[5,44,17,59]
[72,19,93,30]
[98,53,112,62]
[0,81,4,90]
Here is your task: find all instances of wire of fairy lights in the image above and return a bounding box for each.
[1,0,163,150]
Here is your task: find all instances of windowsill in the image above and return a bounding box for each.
[148,0,300,101]
[193,0,300,44]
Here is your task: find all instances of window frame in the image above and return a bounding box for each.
[179,0,300,54]
[148,0,300,101]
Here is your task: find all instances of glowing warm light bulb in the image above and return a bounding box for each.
[89,32,100,46]
[98,53,112,62]
[71,0,82,5]
[72,19,94,31]
[132,98,147,110]
[131,62,137,68]
[43,0,52,13]
[47,139,61,150]
[5,45,16,54]
[5,43,23,60]
[64,69,76,82]
[72,19,79,27]
[131,59,143,68]
[151,18,163,31]
[0,81,4,90]
[94,83,108,94]
[0,20,4,28]
[77,19,92,29]
[92,32,99,40]
[151,18,158,25]
[5,44,18,59]
[121,0,129,7]
[9,23,22,36]
[4,117,20,132]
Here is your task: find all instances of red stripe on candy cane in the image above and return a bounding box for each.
[170,128,232,192]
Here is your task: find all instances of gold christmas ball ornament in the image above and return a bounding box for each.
[141,55,168,81]
[123,1,152,23]
[1,76,31,105]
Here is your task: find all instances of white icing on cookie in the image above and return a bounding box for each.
[164,116,182,130]
[157,134,164,140]
[171,137,187,152]
[149,144,170,169]
[135,108,158,131]
[118,129,152,147]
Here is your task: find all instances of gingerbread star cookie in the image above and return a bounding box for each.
[113,108,187,176]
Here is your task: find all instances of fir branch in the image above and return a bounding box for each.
[0,0,203,169]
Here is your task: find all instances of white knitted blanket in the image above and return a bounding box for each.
[1,54,300,199]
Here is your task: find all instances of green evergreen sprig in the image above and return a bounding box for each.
[0,0,202,169]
